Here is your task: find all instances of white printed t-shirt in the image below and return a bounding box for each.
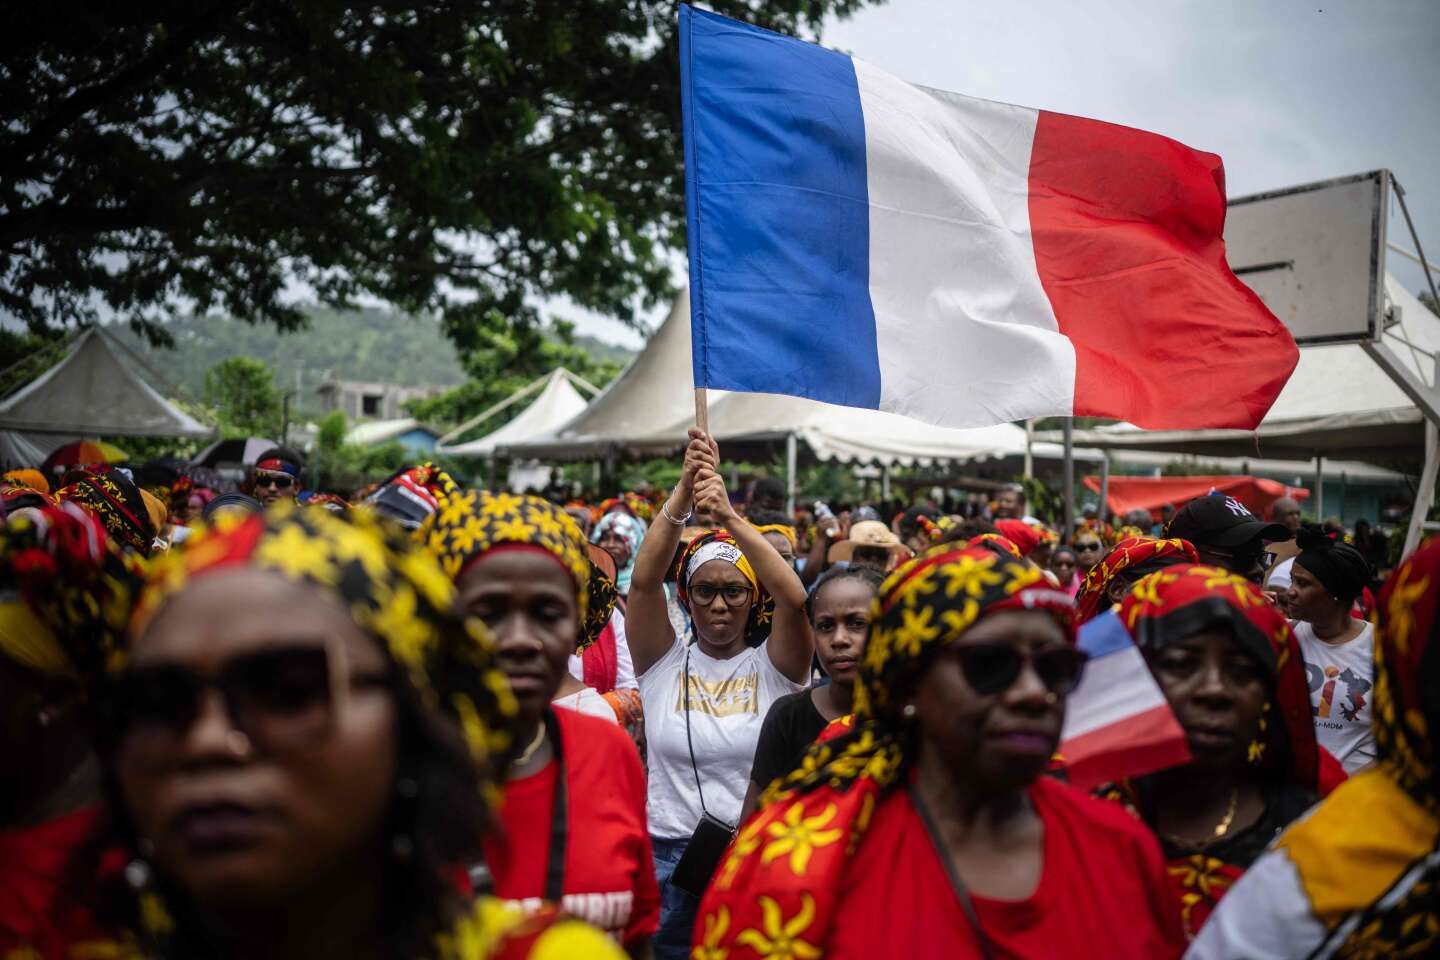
[1294,619,1377,775]
[638,634,806,839]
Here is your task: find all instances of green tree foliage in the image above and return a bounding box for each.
[3,1,880,351]
[203,356,282,437]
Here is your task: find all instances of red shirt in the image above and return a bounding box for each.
[0,807,108,960]
[482,708,659,946]
[827,776,1186,959]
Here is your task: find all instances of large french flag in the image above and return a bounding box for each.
[679,6,1298,430]
[1059,609,1190,789]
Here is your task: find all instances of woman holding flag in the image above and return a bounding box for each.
[694,544,1185,959]
[626,429,813,960]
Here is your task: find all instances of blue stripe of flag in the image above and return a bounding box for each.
[679,5,881,408]
[1077,609,1137,660]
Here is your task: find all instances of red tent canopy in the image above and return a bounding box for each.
[1083,475,1310,523]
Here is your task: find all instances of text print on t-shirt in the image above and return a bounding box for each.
[1306,660,1371,727]
[675,672,758,717]
[507,892,634,939]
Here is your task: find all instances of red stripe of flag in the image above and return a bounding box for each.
[1028,112,1299,430]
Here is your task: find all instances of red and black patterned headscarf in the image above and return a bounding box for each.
[56,467,157,556]
[1075,536,1199,624]
[1373,540,1440,811]
[1119,564,1320,790]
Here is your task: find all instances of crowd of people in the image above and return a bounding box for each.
[1,431,1435,959]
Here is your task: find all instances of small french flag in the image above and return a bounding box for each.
[679,6,1298,431]
[1059,609,1190,790]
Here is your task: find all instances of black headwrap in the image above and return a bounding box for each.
[1294,523,1370,604]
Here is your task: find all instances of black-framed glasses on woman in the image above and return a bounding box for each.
[110,643,390,769]
[690,583,752,607]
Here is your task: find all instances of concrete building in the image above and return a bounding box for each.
[315,378,445,422]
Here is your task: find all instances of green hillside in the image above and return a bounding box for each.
[117,306,634,411]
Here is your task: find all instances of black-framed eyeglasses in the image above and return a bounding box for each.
[254,472,295,490]
[951,642,1089,697]
[690,583,752,607]
[110,644,389,766]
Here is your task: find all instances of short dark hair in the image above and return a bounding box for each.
[896,504,939,539]
[751,476,786,505]
[806,565,885,622]
[748,509,793,528]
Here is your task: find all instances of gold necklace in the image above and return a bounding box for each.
[1161,787,1240,849]
[1212,787,1240,839]
[514,722,547,766]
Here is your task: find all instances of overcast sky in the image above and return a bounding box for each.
[575,0,1439,348]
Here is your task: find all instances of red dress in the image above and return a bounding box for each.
[482,708,659,947]
[826,777,1186,959]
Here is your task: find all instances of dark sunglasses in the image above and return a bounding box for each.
[255,472,296,490]
[1074,541,1103,552]
[952,642,1089,697]
[110,645,388,764]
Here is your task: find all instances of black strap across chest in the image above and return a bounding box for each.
[906,782,996,960]
[541,707,567,902]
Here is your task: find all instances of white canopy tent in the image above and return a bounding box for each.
[503,290,1097,511]
[0,327,212,468]
[438,369,598,458]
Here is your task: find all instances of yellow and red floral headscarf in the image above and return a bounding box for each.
[694,546,1076,960]
[129,503,516,769]
[421,490,591,632]
[674,529,773,646]
[1075,535,1199,624]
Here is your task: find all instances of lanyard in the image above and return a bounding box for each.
[906,782,995,960]
[541,708,568,902]
[470,708,567,902]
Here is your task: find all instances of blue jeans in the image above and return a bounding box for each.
[652,836,700,960]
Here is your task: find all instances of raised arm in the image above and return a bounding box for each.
[693,463,814,683]
[626,430,716,676]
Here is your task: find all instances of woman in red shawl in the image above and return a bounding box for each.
[1096,564,1331,940]
[695,545,1185,960]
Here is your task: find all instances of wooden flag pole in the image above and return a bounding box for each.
[694,387,709,433]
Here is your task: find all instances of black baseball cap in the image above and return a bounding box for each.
[1165,493,1291,549]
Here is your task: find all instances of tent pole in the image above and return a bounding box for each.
[1314,456,1324,520]
[1062,419,1075,539]
[881,464,891,502]
[1097,455,1111,528]
[1023,419,1034,480]
[785,432,797,517]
